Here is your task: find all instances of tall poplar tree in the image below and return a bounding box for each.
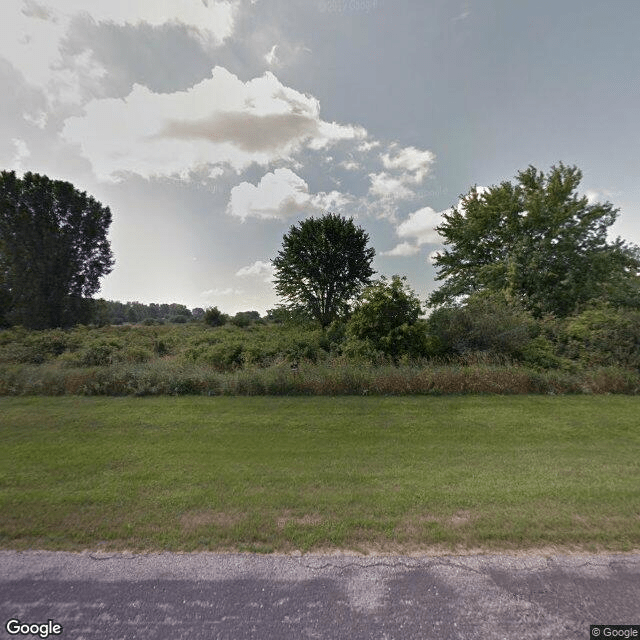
[0,171,114,328]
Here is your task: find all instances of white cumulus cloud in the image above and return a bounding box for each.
[384,206,445,257]
[227,168,350,221]
[397,206,442,245]
[368,172,415,200]
[381,145,436,183]
[62,67,367,180]
[368,145,436,204]
[236,260,275,282]
[381,241,420,257]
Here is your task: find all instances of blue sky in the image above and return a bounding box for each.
[2,0,639,314]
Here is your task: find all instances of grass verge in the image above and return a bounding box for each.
[1,396,639,554]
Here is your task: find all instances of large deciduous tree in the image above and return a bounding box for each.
[429,163,640,317]
[272,213,375,328]
[0,170,114,328]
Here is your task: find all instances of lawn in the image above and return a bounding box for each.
[1,395,638,554]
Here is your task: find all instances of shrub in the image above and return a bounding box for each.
[203,307,227,327]
[346,276,430,361]
[231,311,261,327]
[520,336,570,370]
[184,342,244,371]
[427,292,537,360]
[72,340,123,366]
[559,304,640,369]
[122,346,154,364]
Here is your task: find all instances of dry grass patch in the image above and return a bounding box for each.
[276,512,324,529]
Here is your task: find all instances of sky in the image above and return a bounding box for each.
[2,0,639,315]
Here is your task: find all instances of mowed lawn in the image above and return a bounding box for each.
[0,396,638,554]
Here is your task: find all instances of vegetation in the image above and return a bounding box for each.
[344,275,431,362]
[272,212,375,327]
[429,163,640,316]
[1,395,638,553]
[2,160,640,558]
[93,299,193,325]
[0,318,639,397]
[0,162,638,396]
[0,171,114,329]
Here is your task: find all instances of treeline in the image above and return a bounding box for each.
[93,300,200,325]
[91,300,269,327]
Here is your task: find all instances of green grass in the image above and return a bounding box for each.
[1,396,639,554]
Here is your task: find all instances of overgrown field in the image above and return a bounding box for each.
[1,396,639,553]
[1,322,639,396]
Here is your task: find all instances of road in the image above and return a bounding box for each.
[1,550,639,639]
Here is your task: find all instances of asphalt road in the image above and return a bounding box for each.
[1,550,639,639]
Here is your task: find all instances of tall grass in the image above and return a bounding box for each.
[1,358,638,396]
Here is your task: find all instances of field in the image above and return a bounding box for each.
[1,395,639,554]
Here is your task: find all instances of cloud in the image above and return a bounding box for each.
[385,189,493,257]
[452,2,471,21]
[227,168,349,221]
[381,146,436,183]
[397,206,442,245]
[62,67,367,180]
[0,1,237,108]
[340,159,360,171]
[10,138,31,172]
[383,206,444,257]
[358,140,380,152]
[23,110,48,129]
[159,111,319,153]
[585,189,600,204]
[236,260,275,282]
[368,145,436,204]
[381,241,420,257]
[264,44,279,66]
[201,286,244,297]
[368,172,415,200]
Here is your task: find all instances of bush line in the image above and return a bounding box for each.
[1,360,638,396]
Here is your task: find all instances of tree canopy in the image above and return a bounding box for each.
[429,163,640,316]
[272,213,375,327]
[0,171,114,328]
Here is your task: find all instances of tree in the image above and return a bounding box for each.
[345,275,430,360]
[231,310,261,327]
[429,163,640,317]
[272,213,375,328]
[0,170,114,328]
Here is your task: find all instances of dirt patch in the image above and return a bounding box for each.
[398,510,477,534]
[276,512,324,529]
[180,510,244,531]
[449,510,476,527]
